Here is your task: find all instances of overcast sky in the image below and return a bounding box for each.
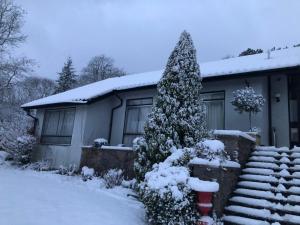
[15,0,300,80]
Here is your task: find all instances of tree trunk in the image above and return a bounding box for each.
[249,111,252,131]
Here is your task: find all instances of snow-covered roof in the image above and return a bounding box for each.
[22,47,300,108]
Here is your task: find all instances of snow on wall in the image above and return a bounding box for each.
[22,47,300,108]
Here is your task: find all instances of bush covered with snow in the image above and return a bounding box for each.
[81,166,95,181]
[7,135,36,165]
[94,138,108,148]
[26,160,52,171]
[57,164,77,176]
[103,169,124,189]
[139,147,219,225]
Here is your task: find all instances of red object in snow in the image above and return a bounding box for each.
[196,192,213,216]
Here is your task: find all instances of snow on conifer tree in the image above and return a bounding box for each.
[231,85,265,131]
[55,57,77,93]
[134,31,207,181]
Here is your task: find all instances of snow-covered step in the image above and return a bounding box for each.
[243,168,300,179]
[229,196,300,212]
[233,188,300,203]
[291,154,300,158]
[237,181,300,195]
[225,205,272,220]
[243,167,274,175]
[252,151,282,157]
[240,174,278,183]
[256,146,290,153]
[226,205,300,224]
[246,162,279,169]
[223,215,271,225]
[238,181,272,190]
[246,162,300,171]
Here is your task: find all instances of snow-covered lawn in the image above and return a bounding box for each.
[0,165,145,225]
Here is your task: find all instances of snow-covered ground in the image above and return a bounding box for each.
[0,165,145,225]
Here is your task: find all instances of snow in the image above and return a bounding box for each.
[0,166,145,225]
[240,174,278,182]
[223,215,270,225]
[243,168,274,175]
[202,139,224,153]
[101,145,133,151]
[22,47,300,108]
[250,156,277,162]
[188,177,219,192]
[213,130,256,142]
[256,146,290,152]
[189,157,240,168]
[226,205,271,218]
[81,166,95,177]
[246,162,279,169]
[238,181,272,190]
[0,151,10,163]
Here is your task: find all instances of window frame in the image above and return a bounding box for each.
[122,97,153,146]
[40,107,76,146]
[201,91,225,130]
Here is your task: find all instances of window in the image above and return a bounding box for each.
[123,98,153,146]
[201,91,225,130]
[41,108,75,145]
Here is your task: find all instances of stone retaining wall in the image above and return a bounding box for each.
[191,133,255,216]
[79,146,135,179]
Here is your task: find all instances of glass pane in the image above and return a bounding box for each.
[125,107,139,133]
[205,100,224,130]
[138,106,152,133]
[291,128,299,142]
[41,136,72,145]
[60,109,75,136]
[123,134,140,147]
[127,98,153,106]
[290,100,298,122]
[201,92,224,101]
[42,111,60,135]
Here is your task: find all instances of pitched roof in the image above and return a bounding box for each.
[22,47,300,109]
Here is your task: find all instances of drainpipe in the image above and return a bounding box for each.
[108,92,123,145]
[24,108,38,135]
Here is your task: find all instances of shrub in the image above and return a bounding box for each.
[57,164,77,176]
[81,166,95,181]
[94,138,108,148]
[10,135,36,165]
[26,160,52,171]
[103,169,124,188]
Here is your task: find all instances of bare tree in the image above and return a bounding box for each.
[0,0,33,91]
[78,55,125,86]
[0,0,26,52]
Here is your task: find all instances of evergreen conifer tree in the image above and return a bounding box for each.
[55,57,77,93]
[135,31,207,180]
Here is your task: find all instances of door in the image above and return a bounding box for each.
[289,75,300,147]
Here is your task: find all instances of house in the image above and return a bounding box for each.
[22,47,300,168]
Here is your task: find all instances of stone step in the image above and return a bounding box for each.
[223,215,271,225]
[239,174,300,187]
[233,188,300,204]
[229,196,300,216]
[242,168,300,179]
[251,151,300,159]
[225,205,300,225]
[237,181,300,195]
[245,162,300,171]
[249,157,300,165]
